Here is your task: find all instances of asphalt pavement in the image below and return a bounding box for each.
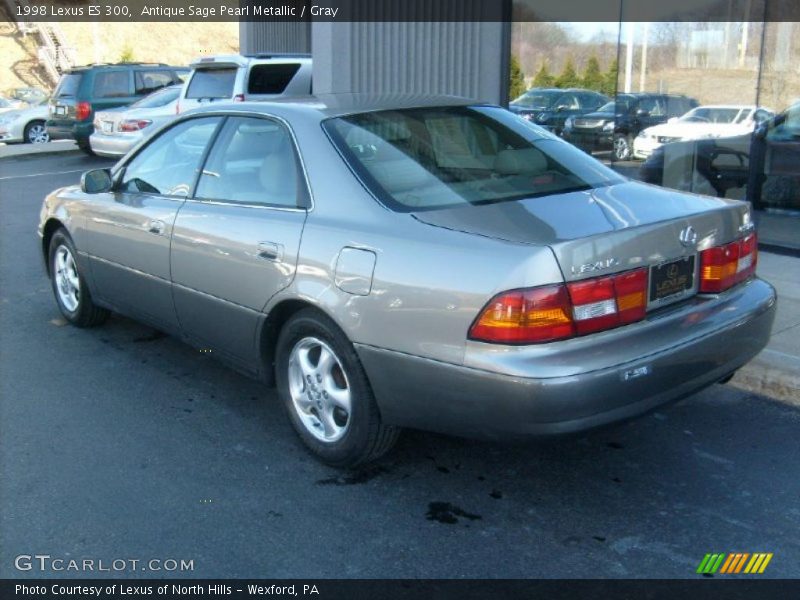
[1,152,799,579]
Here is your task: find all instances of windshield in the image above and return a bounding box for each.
[598,96,634,114]
[324,106,624,213]
[511,91,558,109]
[131,86,180,109]
[186,68,236,100]
[680,107,743,124]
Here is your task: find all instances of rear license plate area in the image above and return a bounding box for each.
[54,106,66,116]
[101,121,113,134]
[649,255,696,307]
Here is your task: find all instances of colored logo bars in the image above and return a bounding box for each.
[696,553,773,575]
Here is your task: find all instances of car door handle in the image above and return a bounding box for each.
[147,219,165,235]
[257,241,283,262]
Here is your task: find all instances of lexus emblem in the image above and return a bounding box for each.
[679,226,698,248]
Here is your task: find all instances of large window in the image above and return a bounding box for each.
[120,117,222,197]
[134,70,177,95]
[247,63,301,95]
[325,106,623,212]
[93,71,131,98]
[186,68,237,100]
[195,117,303,207]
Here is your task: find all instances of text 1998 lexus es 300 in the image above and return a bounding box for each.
[38,95,777,467]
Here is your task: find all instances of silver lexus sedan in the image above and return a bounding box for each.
[38,95,776,467]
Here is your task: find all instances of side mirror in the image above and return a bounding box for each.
[81,168,113,194]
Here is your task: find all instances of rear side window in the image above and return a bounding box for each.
[196,117,304,207]
[134,71,176,95]
[54,73,82,98]
[247,63,301,95]
[186,68,237,99]
[93,71,131,98]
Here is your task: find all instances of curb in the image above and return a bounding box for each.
[730,349,800,405]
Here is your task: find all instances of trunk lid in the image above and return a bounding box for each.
[413,180,751,284]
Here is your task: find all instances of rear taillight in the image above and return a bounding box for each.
[469,267,649,344]
[119,119,152,132]
[75,101,91,121]
[700,233,757,293]
[469,285,574,344]
[233,93,245,102]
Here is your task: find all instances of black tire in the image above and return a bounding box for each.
[24,120,49,144]
[275,308,400,467]
[48,229,109,327]
[613,133,633,161]
[77,138,96,156]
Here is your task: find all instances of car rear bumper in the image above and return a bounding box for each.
[46,120,92,142]
[356,278,776,440]
[89,132,140,157]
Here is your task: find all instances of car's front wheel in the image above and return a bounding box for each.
[275,308,400,467]
[24,120,49,144]
[613,134,633,161]
[49,229,109,327]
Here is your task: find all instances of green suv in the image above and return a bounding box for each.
[46,63,188,155]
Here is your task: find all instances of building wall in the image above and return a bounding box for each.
[239,21,311,55]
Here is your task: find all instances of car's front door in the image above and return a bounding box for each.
[83,116,223,331]
[170,115,309,371]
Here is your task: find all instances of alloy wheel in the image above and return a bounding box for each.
[27,123,49,144]
[54,245,80,312]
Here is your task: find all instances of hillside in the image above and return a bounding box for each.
[0,13,238,93]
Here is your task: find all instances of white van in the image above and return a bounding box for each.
[177,54,312,113]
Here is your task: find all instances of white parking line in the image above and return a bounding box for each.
[0,168,87,181]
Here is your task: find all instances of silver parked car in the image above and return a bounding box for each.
[89,85,182,157]
[0,102,50,144]
[38,96,776,466]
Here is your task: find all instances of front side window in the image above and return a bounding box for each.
[324,106,624,212]
[93,71,131,98]
[247,63,301,95]
[196,117,303,207]
[186,68,237,100]
[120,117,222,197]
[511,91,558,109]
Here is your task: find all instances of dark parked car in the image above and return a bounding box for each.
[563,93,699,160]
[508,88,608,135]
[46,63,188,155]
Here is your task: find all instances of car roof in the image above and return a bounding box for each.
[181,93,479,121]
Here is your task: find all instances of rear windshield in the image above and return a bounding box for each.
[324,106,624,213]
[131,86,181,109]
[186,68,236,100]
[247,63,301,95]
[54,73,82,98]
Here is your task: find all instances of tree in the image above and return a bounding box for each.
[582,55,604,92]
[119,45,135,63]
[508,54,526,101]
[602,58,619,96]
[532,62,555,88]
[555,57,580,89]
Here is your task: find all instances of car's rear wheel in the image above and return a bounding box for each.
[49,229,109,327]
[275,308,400,467]
[613,134,633,161]
[77,138,96,156]
[24,120,49,144]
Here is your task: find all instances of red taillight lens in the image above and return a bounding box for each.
[736,233,758,284]
[119,119,152,132]
[567,276,617,335]
[469,267,650,345]
[75,101,91,121]
[233,93,245,102]
[613,268,648,324]
[469,285,574,344]
[700,233,757,293]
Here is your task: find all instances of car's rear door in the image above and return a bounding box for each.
[83,116,223,331]
[170,115,309,371]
